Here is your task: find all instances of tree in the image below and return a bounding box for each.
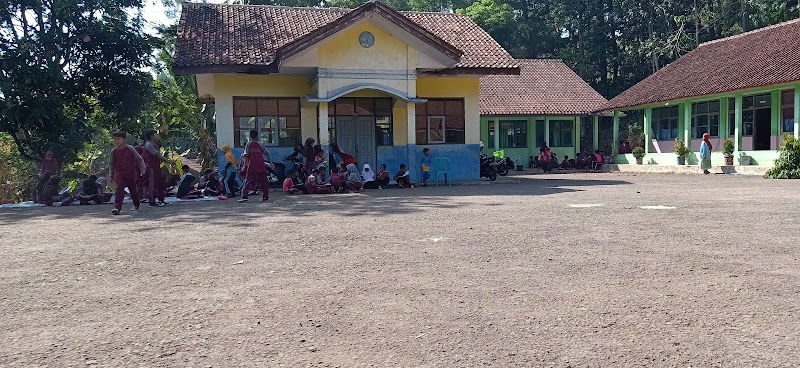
[0,0,157,163]
[456,0,515,48]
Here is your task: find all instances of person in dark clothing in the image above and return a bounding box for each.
[176,165,202,199]
[109,132,146,214]
[239,129,273,203]
[77,175,105,205]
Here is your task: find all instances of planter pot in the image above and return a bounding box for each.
[724,155,734,166]
[676,156,686,165]
[635,157,644,165]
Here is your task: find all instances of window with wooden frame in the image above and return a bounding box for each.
[233,97,301,147]
[415,99,465,144]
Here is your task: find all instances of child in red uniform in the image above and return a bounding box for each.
[239,129,273,202]
[142,129,175,207]
[109,132,146,215]
[395,164,413,188]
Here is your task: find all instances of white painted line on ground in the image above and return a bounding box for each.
[569,204,604,208]
[416,237,447,243]
[640,205,676,210]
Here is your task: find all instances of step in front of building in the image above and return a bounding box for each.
[603,164,768,176]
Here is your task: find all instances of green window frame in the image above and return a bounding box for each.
[499,120,527,148]
[691,100,720,138]
[653,106,679,140]
[486,121,496,149]
[549,120,574,147]
[781,89,795,133]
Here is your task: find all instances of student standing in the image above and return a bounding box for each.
[109,132,146,215]
[239,129,273,202]
[420,148,432,187]
[142,129,176,207]
[700,133,713,175]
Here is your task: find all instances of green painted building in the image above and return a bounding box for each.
[599,18,800,167]
[480,59,608,164]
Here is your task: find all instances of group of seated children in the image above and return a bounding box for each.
[283,162,413,195]
[528,149,606,172]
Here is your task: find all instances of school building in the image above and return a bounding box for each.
[479,59,608,163]
[599,18,800,167]
[173,2,519,181]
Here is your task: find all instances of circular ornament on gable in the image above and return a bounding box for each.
[359,31,375,48]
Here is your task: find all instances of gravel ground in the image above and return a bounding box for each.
[1,173,798,367]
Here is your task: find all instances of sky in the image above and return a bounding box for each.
[140,0,226,34]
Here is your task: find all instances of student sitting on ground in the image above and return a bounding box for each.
[362,164,377,189]
[528,156,537,169]
[376,164,390,189]
[592,150,605,171]
[395,164,413,189]
[198,169,221,197]
[32,171,53,203]
[306,168,332,194]
[283,169,307,194]
[330,167,345,193]
[77,175,105,205]
[42,175,74,207]
[176,165,203,199]
[561,155,571,169]
[345,163,363,192]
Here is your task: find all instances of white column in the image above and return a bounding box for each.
[318,102,329,145]
[215,95,234,147]
[794,87,799,139]
[644,107,652,154]
[493,120,500,150]
[735,95,743,152]
[544,118,550,146]
[407,102,416,145]
[683,103,691,150]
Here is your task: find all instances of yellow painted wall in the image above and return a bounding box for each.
[319,23,409,71]
[417,77,481,144]
[393,102,409,146]
[213,74,317,146]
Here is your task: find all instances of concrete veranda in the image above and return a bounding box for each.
[1,173,798,367]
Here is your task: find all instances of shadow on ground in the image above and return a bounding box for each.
[0,176,631,226]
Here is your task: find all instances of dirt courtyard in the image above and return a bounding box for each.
[1,173,798,367]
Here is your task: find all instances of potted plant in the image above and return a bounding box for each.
[632,147,645,165]
[674,138,690,165]
[722,139,734,165]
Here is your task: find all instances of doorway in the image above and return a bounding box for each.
[336,116,377,168]
[754,108,771,150]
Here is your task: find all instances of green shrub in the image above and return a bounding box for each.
[765,135,800,179]
[632,146,645,158]
[722,139,735,156]
[674,138,690,157]
[0,134,37,203]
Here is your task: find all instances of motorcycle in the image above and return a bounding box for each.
[283,148,307,180]
[479,154,498,181]
[494,157,513,176]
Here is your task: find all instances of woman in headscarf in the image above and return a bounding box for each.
[303,138,316,174]
[344,163,363,192]
[361,164,377,189]
[221,145,240,196]
[39,150,60,175]
[700,133,713,175]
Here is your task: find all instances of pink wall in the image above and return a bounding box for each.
[689,137,724,152]
[741,136,753,151]
[651,140,676,154]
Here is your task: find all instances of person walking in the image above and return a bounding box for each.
[700,133,713,175]
[239,129,274,202]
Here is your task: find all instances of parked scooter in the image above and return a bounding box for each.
[480,154,498,181]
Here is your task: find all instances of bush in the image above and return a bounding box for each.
[765,135,800,179]
[632,146,646,158]
[0,134,37,203]
[674,138,690,157]
[722,139,735,156]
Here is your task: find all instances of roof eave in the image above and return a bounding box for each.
[172,63,279,76]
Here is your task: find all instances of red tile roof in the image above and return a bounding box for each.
[480,59,607,116]
[174,2,517,75]
[601,18,800,111]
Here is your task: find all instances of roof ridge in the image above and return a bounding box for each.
[183,2,348,12]
[517,58,563,63]
[700,17,800,47]
[181,2,464,16]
